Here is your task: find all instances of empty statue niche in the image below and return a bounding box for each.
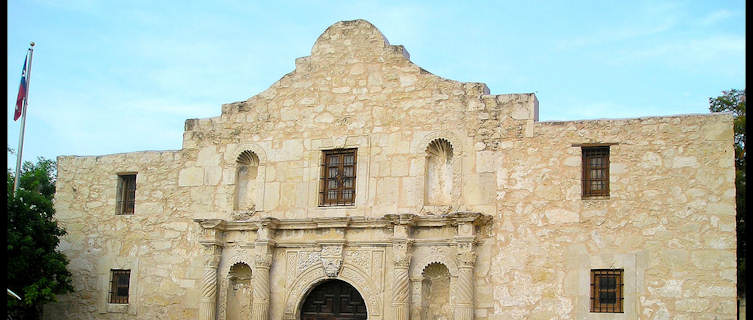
[234,150,259,212]
[226,263,252,320]
[421,262,451,320]
[425,138,453,206]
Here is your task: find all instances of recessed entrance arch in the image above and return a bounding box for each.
[300,279,367,320]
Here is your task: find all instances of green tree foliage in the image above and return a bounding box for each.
[7,157,74,319]
[709,89,745,297]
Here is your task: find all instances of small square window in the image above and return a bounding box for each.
[591,269,623,313]
[116,174,137,215]
[109,269,130,304]
[582,147,609,198]
[319,149,357,206]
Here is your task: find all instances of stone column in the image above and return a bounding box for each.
[388,214,414,320]
[251,219,277,320]
[392,239,412,320]
[199,244,222,320]
[454,233,476,320]
[410,277,422,320]
[454,262,474,320]
[195,220,224,320]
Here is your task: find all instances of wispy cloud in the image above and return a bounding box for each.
[698,9,735,26]
[556,18,677,51]
[610,35,745,75]
[555,2,681,51]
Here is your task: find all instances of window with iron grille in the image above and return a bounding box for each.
[582,147,609,197]
[590,269,623,313]
[116,174,136,215]
[109,269,130,304]
[319,149,357,206]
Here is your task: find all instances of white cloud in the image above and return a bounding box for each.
[699,9,735,26]
[610,35,745,75]
[555,2,680,51]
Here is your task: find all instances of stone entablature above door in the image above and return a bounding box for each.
[195,212,491,320]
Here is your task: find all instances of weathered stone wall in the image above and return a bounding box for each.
[50,151,206,318]
[474,114,737,319]
[47,19,736,320]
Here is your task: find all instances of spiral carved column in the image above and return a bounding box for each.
[199,245,221,320]
[251,236,274,320]
[392,240,412,320]
[251,262,270,320]
[454,240,476,320]
[410,278,422,320]
[454,266,474,320]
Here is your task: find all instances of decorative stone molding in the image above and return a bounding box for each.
[410,246,459,279]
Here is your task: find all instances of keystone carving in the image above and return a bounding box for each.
[320,244,344,277]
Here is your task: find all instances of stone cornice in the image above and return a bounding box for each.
[195,212,491,232]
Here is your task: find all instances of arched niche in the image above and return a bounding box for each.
[234,150,260,212]
[421,263,452,320]
[224,143,268,213]
[409,247,459,320]
[413,132,463,213]
[226,263,252,320]
[217,253,254,320]
[425,139,453,206]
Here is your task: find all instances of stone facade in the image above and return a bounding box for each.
[47,20,737,319]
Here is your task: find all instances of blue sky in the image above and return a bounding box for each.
[6,1,746,172]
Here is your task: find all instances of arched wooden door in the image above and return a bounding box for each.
[300,279,367,320]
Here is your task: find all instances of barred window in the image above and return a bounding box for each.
[591,269,623,313]
[109,269,130,304]
[319,149,357,206]
[582,147,609,197]
[116,174,137,214]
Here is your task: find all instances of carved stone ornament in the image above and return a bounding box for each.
[456,241,476,267]
[393,241,412,268]
[231,204,256,221]
[320,244,344,277]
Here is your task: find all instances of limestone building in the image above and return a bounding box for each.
[48,20,737,319]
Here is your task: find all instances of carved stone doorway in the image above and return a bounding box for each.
[301,279,367,320]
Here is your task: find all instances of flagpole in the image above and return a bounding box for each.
[13,42,35,195]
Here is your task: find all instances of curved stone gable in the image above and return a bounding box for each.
[212,19,496,136]
[311,19,405,60]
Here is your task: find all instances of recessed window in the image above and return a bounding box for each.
[582,147,609,198]
[319,149,357,206]
[590,269,623,313]
[109,269,131,304]
[116,174,137,215]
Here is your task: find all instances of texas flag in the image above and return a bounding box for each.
[14,54,28,121]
